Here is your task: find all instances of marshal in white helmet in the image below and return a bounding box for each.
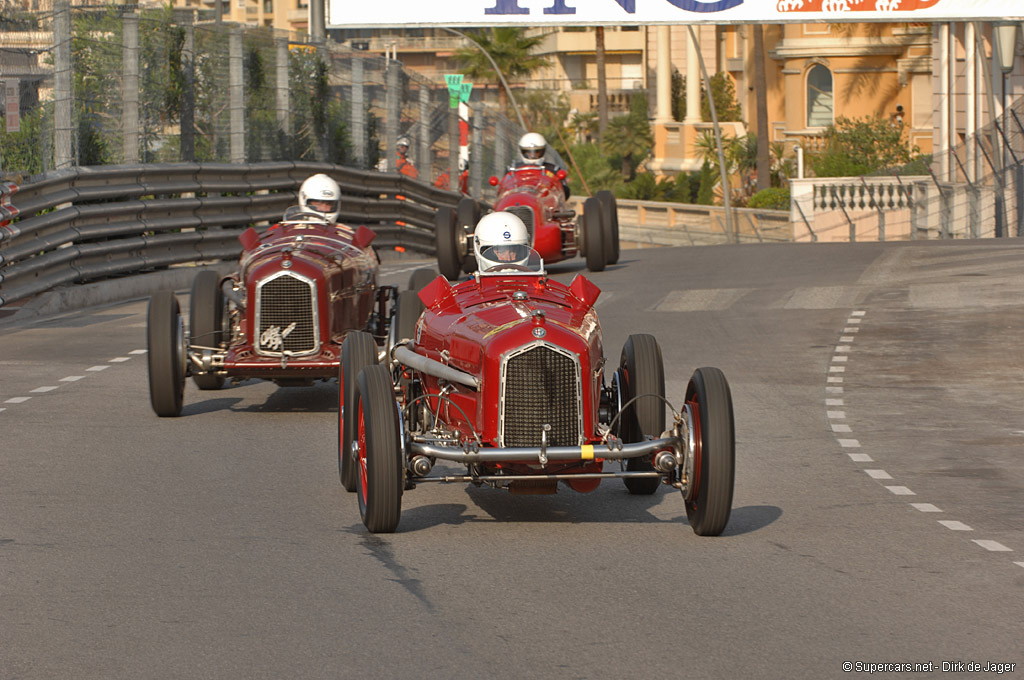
[297,173,341,223]
[518,132,547,166]
[473,211,531,271]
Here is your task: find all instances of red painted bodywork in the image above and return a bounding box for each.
[222,221,378,379]
[414,272,604,478]
[492,166,576,264]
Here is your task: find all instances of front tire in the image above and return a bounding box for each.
[339,331,378,492]
[582,196,606,273]
[434,207,461,281]
[393,289,424,346]
[683,367,735,536]
[189,270,224,390]
[355,364,403,533]
[147,291,186,417]
[456,198,480,274]
[595,190,620,265]
[619,334,665,495]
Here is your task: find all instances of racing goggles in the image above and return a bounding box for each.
[522,148,544,160]
[480,243,530,264]
[308,199,339,213]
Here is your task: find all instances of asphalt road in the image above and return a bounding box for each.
[2,240,1022,679]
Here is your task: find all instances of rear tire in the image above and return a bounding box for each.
[683,367,735,536]
[582,196,606,273]
[456,199,480,274]
[189,270,224,390]
[147,291,186,417]
[355,364,403,533]
[619,334,665,495]
[407,267,436,292]
[595,190,619,265]
[339,331,378,492]
[393,289,424,346]
[434,207,461,281]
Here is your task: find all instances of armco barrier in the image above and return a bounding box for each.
[0,161,466,308]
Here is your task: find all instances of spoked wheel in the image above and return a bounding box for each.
[582,196,606,273]
[434,206,462,281]
[407,267,436,293]
[189,270,225,390]
[595,190,620,265]
[339,331,378,492]
[456,198,480,274]
[682,367,735,536]
[147,291,186,417]
[618,334,665,495]
[355,364,403,533]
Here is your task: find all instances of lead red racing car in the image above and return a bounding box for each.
[338,247,735,535]
[433,169,620,281]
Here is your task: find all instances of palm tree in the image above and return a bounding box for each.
[455,28,550,114]
[602,113,653,180]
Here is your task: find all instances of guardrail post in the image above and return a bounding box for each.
[418,82,430,179]
[229,28,244,164]
[275,38,290,138]
[471,110,483,198]
[53,0,72,170]
[385,62,400,171]
[122,11,140,164]
[352,57,365,168]
[495,115,507,178]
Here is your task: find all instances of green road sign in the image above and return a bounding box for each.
[459,82,473,103]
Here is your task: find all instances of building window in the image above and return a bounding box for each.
[806,64,833,128]
[264,0,272,12]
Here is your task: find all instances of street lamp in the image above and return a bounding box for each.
[995,23,1018,74]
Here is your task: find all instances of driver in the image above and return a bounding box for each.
[473,211,531,271]
[297,173,341,223]
[515,132,570,199]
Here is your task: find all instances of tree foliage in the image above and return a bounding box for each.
[700,72,742,123]
[601,93,652,180]
[456,28,550,113]
[809,115,920,177]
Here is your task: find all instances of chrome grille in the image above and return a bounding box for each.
[504,206,535,244]
[500,343,582,447]
[255,273,318,356]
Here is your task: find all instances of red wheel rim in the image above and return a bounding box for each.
[358,399,369,505]
[686,398,702,507]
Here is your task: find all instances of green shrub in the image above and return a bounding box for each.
[748,187,791,210]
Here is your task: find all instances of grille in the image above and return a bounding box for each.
[504,206,535,243]
[501,344,581,447]
[255,273,318,356]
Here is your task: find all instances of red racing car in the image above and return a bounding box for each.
[338,247,735,535]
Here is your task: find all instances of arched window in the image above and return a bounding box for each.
[806,64,833,128]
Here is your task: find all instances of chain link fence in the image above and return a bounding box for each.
[0,2,528,199]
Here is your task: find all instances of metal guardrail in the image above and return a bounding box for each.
[0,161,464,308]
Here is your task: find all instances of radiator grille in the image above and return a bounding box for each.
[255,273,318,356]
[504,206,535,244]
[501,344,581,447]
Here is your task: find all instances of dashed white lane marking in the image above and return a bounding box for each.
[2,351,145,412]
[827,376,844,383]
[973,540,1012,552]
[0,407,6,413]
[850,311,866,316]
[848,453,873,462]
[61,376,84,382]
[831,423,852,433]
[30,386,59,393]
[826,386,844,394]
[911,503,943,513]
[843,327,860,333]
[129,349,147,355]
[86,365,109,372]
[826,398,844,406]
[827,410,846,419]
[840,336,855,342]
[1015,562,1024,568]
[832,355,848,362]
[837,439,860,448]
[829,366,846,373]
[885,486,916,495]
[5,397,31,403]
[866,469,893,480]
[938,520,973,531]
[109,357,130,363]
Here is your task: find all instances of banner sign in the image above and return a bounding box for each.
[328,0,1024,27]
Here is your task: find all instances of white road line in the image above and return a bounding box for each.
[832,355,848,362]
[840,336,855,342]
[831,423,852,433]
[30,386,60,393]
[1015,562,1024,568]
[827,376,844,383]
[848,453,873,462]
[0,407,6,413]
[835,345,851,353]
[843,327,860,333]
[5,397,31,404]
[826,398,844,406]
[911,503,943,513]
[866,469,893,480]
[972,540,1012,552]
[829,366,846,373]
[129,349,147,355]
[847,318,862,324]
[86,366,109,372]
[837,439,860,448]
[886,486,916,495]
[851,310,866,316]
[109,357,130,363]
[60,376,84,382]
[826,386,844,394]
[827,410,846,419]
[938,520,973,531]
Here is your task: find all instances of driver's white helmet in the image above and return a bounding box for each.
[473,211,531,271]
[298,173,341,223]
[518,132,547,166]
